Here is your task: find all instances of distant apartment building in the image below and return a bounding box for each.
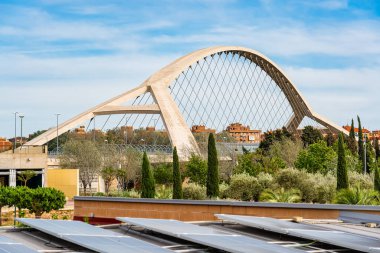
[0,137,12,152]
[226,123,261,143]
[191,125,216,134]
[343,125,373,139]
[74,125,86,135]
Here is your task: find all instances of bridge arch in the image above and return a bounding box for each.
[26,46,347,159]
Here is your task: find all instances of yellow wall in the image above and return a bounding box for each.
[46,169,79,199]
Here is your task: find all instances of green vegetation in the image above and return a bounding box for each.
[0,186,65,221]
[347,119,357,155]
[141,152,155,198]
[172,147,183,199]
[17,170,37,186]
[260,188,301,203]
[184,154,207,185]
[357,116,364,172]
[206,133,219,198]
[337,133,348,190]
[53,121,379,206]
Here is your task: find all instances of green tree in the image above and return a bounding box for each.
[25,187,66,218]
[141,152,155,198]
[295,141,337,174]
[337,133,348,190]
[172,147,182,199]
[60,139,102,195]
[325,132,336,147]
[0,187,11,226]
[357,116,364,172]
[17,170,36,186]
[153,163,172,185]
[301,126,323,147]
[100,167,117,195]
[375,138,380,161]
[259,127,292,153]
[347,119,357,155]
[8,186,31,218]
[207,133,219,198]
[374,164,380,192]
[185,154,207,185]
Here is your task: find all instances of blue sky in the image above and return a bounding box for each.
[0,0,379,138]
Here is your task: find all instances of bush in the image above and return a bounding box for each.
[155,185,173,199]
[335,186,379,205]
[153,163,173,185]
[183,183,207,200]
[259,188,301,203]
[184,154,207,186]
[226,173,261,201]
[256,172,274,190]
[348,171,373,189]
[275,168,336,203]
[274,168,308,190]
[122,189,140,198]
[299,172,336,203]
[218,182,229,199]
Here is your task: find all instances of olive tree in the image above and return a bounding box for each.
[60,139,102,195]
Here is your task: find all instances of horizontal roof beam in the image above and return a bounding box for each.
[93,104,161,115]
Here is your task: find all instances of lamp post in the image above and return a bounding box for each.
[55,114,60,154]
[19,115,24,148]
[13,112,18,153]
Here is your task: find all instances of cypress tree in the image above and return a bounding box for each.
[374,163,380,192]
[347,119,357,155]
[172,147,183,199]
[337,132,348,190]
[141,152,155,198]
[375,138,380,161]
[357,116,364,172]
[206,133,219,198]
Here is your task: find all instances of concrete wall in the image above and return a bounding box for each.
[46,169,79,199]
[0,149,47,169]
[73,197,380,225]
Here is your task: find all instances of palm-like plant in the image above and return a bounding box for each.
[335,186,379,205]
[259,188,301,203]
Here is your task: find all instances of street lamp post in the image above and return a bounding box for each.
[13,112,18,153]
[55,114,60,154]
[19,115,24,148]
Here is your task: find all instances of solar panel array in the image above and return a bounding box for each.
[117,217,303,253]
[0,235,39,253]
[16,218,173,253]
[216,214,380,253]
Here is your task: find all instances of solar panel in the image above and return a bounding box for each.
[216,214,380,253]
[340,211,380,224]
[0,235,39,253]
[16,218,173,253]
[117,217,304,253]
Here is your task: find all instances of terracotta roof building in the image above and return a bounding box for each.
[226,123,261,143]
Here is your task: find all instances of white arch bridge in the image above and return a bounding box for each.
[26,46,347,159]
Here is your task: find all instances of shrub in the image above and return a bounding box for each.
[141,152,155,198]
[226,173,261,201]
[299,172,336,203]
[218,182,229,199]
[259,188,301,203]
[184,154,207,185]
[335,186,379,205]
[275,168,336,203]
[26,187,66,218]
[155,185,173,199]
[274,168,308,190]
[122,189,140,198]
[153,163,172,185]
[256,172,274,190]
[183,183,207,200]
[348,171,373,190]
